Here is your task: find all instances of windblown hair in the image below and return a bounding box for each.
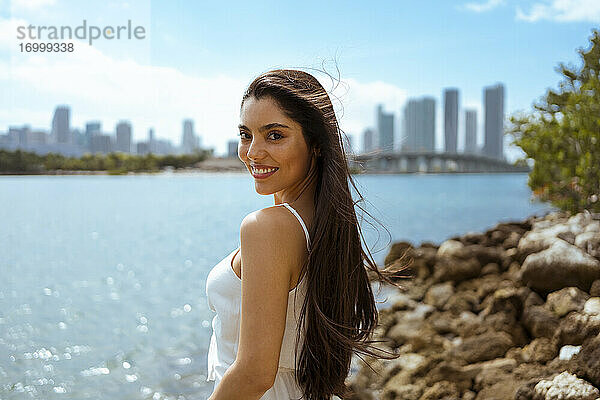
[241,68,411,400]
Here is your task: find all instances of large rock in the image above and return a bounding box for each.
[521,304,560,339]
[545,287,589,317]
[476,378,528,400]
[520,240,600,294]
[433,256,481,283]
[450,331,514,363]
[575,334,600,387]
[425,360,474,392]
[583,297,600,315]
[507,337,558,364]
[424,282,454,310]
[468,357,517,392]
[575,231,600,258]
[554,311,600,346]
[420,381,459,400]
[517,225,572,262]
[533,371,599,400]
[437,240,464,258]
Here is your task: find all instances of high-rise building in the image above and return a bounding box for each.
[483,83,505,160]
[116,121,132,153]
[85,122,101,150]
[136,142,149,155]
[154,139,175,155]
[72,128,85,147]
[52,106,70,144]
[90,134,112,154]
[444,88,459,154]
[228,140,238,157]
[182,119,200,154]
[465,109,478,154]
[362,128,374,153]
[376,105,394,153]
[402,97,435,152]
[148,128,155,153]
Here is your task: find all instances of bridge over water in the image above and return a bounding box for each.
[350,151,530,173]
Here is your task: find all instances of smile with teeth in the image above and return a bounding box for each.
[252,167,278,174]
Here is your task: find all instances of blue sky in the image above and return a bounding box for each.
[1,0,598,160]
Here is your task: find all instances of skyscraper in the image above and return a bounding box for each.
[465,109,477,154]
[402,97,435,152]
[148,128,155,153]
[444,88,459,154]
[376,104,394,153]
[483,83,505,160]
[90,134,111,154]
[84,122,101,151]
[227,140,238,157]
[362,128,374,153]
[52,106,70,144]
[116,121,132,153]
[182,119,199,154]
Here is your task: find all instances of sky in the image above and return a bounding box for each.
[0,0,598,161]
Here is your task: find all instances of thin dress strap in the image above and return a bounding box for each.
[279,203,311,252]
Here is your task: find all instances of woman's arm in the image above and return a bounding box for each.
[208,208,305,400]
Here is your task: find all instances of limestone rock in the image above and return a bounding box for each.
[575,334,600,387]
[554,311,600,346]
[575,231,600,258]
[433,256,481,283]
[521,240,600,294]
[545,287,589,317]
[522,304,560,339]
[533,371,599,400]
[424,282,454,310]
[450,331,514,363]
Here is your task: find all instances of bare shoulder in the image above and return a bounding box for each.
[240,206,306,253]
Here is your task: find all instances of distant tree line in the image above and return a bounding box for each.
[508,29,600,213]
[0,149,212,174]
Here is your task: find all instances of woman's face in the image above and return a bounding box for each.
[238,96,313,196]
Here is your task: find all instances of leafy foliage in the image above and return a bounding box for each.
[508,29,600,213]
[0,149,211,174]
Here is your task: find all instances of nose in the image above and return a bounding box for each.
[245,137,267,161]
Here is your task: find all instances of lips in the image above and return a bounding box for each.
[250,164,277,169]
[250,164,279,179]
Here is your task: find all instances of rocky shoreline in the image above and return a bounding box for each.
[350,210,600,400]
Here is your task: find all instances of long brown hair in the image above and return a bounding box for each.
[241,68,411,400]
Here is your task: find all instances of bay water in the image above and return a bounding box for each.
[0,172,554,399]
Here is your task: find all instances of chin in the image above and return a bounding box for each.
[254,185,276,196]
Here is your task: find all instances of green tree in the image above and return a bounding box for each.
[508,29,600,213]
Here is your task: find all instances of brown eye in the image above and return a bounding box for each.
[239,131,250,140]
[269,131,283,140]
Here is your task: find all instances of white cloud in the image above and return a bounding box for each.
[10,0,56,12]
[461,0,505,13]
[0,17,408,155]
[516,0,600,22]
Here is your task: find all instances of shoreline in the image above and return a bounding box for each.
[0,169,531,176]
[351,209,600,399]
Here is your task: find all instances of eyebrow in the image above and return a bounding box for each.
[237,123,291,132]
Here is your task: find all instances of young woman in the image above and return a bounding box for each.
[205,69,408,400]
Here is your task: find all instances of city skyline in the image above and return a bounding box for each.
[361,82,506,160]
[0,105,204,157]
[1,1,598,162]
[0,81,506,160]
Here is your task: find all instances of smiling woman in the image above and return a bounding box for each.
[205,68,410,400]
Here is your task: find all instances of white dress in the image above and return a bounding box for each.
[205,202,310,400]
